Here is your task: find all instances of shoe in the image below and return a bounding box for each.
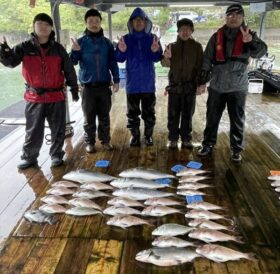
[168,141,178,149]
[51,158,64,167]
[85,144,96,153]
[197,145,212,156]
[231,151,242,162]
[130,136,140,147]
[181,141,193,149]
[103,143,114,151]
[17,159,38,170]
[145,137,153,146]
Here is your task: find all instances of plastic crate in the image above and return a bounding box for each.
[248,78,263,93]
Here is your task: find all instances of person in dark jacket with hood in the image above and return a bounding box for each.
[0,13,79,169]
[115,7,163,147]
[196,4,267,162]
[70,9,120,153]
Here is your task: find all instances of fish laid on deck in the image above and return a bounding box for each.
[39,204,67,214]
[152,223,194,236]
[46,186,75,196]
[144,197,183,206]
[177,189,207,196]
[141,205,182,217]
[24,210,58,224]
[107,197,144,207]
[72,190,110,199]
[271,180,280,187]
[176,168,212,177]
[103,206,142,216]
[40,195,69,205]
[185,209,232,222]
[80,181,114,191]
[186,201,225,211]
[110,178,171,189]
[177,182,213,190]
[68,198,103,211]
[268,175,280,181]
[152,236,197,248]
[51,181,80,188]
[106,215,151,228]
[65,207,103,216]
[188,219,234,232]
[178,176,211,183]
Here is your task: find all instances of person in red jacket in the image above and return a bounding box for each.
[0,13,79,169]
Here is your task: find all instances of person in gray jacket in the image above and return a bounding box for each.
[197,4,267,162]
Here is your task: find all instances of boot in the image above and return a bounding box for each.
[129,128,140,147]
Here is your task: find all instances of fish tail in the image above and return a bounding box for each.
[234,236,244,244]
[246,253,257,261]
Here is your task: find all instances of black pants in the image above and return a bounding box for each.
[82,86,112,144]
[22,101,66,162]
[167,92,196,142]
[126,93,156,137]
[202,89,247,152]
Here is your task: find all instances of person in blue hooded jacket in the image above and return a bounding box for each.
[115,7,163,147]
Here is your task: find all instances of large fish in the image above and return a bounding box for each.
[176,168,211,177]
[152,223,194,236]
[63,169,116,183]
[24,210,57,224]
[80,182,114,191]
[119,167,175,180]
[268,175,280,181]
[110,178,170,189]
[186,201,225,211]
[179,176,211,183]
[72,190,110,199]
[39,204,67,214]
[68,198,102,211]
[103,206,142,216]
[185,209,232,223]
[144,197,183,206]
[46,186,75,196]
[106,215,151,228]
[196,244,256,262]
[177,182,213,190]
[152,236,197,248]
[271,180,280,187]
[188,219,234,232]
[107,197,144,207]
[40,195,69,205]
[275,187,280,193]
[65,207,103,216]
[142,205,182,217]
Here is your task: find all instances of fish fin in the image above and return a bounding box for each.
[235,236,244,244]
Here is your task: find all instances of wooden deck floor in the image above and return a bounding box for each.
[0,82,280,274]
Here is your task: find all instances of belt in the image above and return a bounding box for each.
[25,84,64,95]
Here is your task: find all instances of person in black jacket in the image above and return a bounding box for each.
[0,13,79,169]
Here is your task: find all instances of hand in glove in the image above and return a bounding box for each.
[0,37,12,59]
[70,87,79,102]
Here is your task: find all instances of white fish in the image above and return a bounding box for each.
[178,175,211,183]
[80,182,114,191]
[144,197,183,206]
[40,195,69,205]
[186,201,225,211]
[152,223,194,236]
[177,189,206,196]
[176,168,211,177]
[178,182,213,190]
[142,205,182,217]
[46,186,75,196]
[119,167,175,180]
[51,181,79,188]
[103,206,142,216]
[68,198,102,211]
[106,215,150,228]
[110,178,169,189]
[188,219,234,231]
[271,180,280,187]
[189,228,243,243]
[63,169,116,183]
[112,187,173,200]
[39,204,67,214]
[65,207,103,216]
[72,190,110,199]
[152,236,196,248]
[185,209,232,222]
[268,175,280,181]
[275,187,280,193]
[107,197,144,207]
[196,244,255,262]
[24,210,57,224]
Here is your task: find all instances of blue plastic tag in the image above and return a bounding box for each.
[186,161,203,169]
[185,195,204,204]
[95,160,110,167]
[171,164,186,173]
[155,178,172,185]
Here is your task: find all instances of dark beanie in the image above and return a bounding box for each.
[225,4,244,15]
[84,9,102,21]
[177,18,194,32]
[33,13,53,26]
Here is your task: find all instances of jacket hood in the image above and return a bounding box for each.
[127,7,152,34]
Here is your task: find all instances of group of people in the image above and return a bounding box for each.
[0,4,267,170]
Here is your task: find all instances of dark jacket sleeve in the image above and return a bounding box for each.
[0,43,23,68]
[150,34,163,62]
[246,31,267,58]
[107,39,120,84]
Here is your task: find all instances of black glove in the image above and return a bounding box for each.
[70,87,79,102]
[0,41,12,59]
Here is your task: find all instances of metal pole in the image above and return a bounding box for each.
[108,9,113,41]
[259,11,267,40]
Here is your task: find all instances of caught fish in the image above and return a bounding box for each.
[65,207,103,216]
[142,205,182,217]
[68,198,102,211]
[39,204,67,214]
[110,178,170,189]
[135,247,200,266]
[51,181,79,188]
[152,223,194,236]
[186,201,225,211]
[103,206,142,216]
[63,169,116,183]
[188,219,234,231]
[152,236,196,248]
[196,244,255,262]
[106,215,151,228]
[119,167,175,180]
[107,197,144,207]
[176,168,211,177]
[189,228,243,243]
[275,187,280,193]
[72,190,110,199]
[268,175,280,181]
[80,182,114,191]
[46,186,75,196]
[185,209,232,223]
[179,176,210,183]
[271,180,280,187]
[178,182,213,190]
[112,187,174,200]
[177,189,206,196]
[24,209,57,224]
[40,195,69,205]
[144,197,183,206]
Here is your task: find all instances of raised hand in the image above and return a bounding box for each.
[71,38,81,51]
[164,44,172,59]
[117,36,127,53]
[151,36,160,53]
[240,26,252,43]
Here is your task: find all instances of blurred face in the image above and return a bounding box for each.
[132,17,146,32]
[178,25,193,41]
[33,21,52,39]
[86,16,101,33]
[226,12,244,28]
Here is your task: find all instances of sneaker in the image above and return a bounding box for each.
[145,137,153,146]
[51,158,64,167]
[181,141,193,149]
[130,136,140,147]
[103,143,114,151]
[168,141,178,149]
[85,144,96,153]
[17,159,38,170]
[197,145,212,157]
[231,151,242,162]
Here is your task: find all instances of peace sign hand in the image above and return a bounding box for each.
[164,44,172,59]
[71,38,81,51]
[240,26,252,43]
[117,36,127,53]
[151,36,160,53]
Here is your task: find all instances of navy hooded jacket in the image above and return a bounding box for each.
[115,7,163,94]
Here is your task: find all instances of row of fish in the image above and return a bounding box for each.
[268,174,280,200]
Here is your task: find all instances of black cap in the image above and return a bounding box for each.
[225,4,244,15]
[84,9,102,21]
[33,13,53,26]
[177,18,194,32]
